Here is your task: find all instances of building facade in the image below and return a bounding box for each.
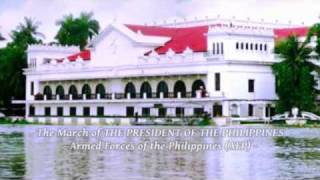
[22,18,305,124]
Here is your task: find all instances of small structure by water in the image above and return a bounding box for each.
[272,107,320,125]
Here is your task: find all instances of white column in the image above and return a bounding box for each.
[97,93,100,100]
[25,103,29,118]
[56,95,60,100]
[222,101,229,117]
[143,92,147,99]
[177,92,181,99]
[196,90,201,98]
[44,95,47,101]
[83,94,86,100]
[69,95,72,100]
[160,92,164,99]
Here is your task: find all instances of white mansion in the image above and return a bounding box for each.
[21,17,310,124]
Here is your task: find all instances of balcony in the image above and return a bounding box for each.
[33,91,211,101]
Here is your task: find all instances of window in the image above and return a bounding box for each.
[213,104,223,117]
[176,107,184,117]
[250,43,253,50]
[265,105,275,118]
[29,106,35,116]
[142,108,150,117]
[70,107,76,116]
[212,43,215,54]
[31,82,34,95]
[236,42,239,49]
[126,107,134,117]
[215,73,221,91]
[97,107,104,117]
[83,107,90,116]
[264,44,268,51]
[44,107,51,116]
[248,79,255,93]
[240,43,244,49]
[221,42,224,54]
[245,43,248,50]
[216,43,220,54]
[194,108,204,116]
[248,104,254,116]
[158,108,167,117]
[260,44,263,51]
[57,107,63,116]
[255,44,258,50]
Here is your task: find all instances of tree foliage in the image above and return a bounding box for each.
[55,12,100,50]
[272,34,318,113]
[0,18,42,112]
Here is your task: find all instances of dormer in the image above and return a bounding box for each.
[206,22,274,62]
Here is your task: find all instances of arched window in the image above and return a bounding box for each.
[125,82,136,98]
[140,82,152,98]
[95,84,106,98]
[82,84,92,99]
[255,44,258,50]
[250,43,253,50]
[174,80,186,98]
[236,42,239,49]
[245,43,249,50]
[216,42,220,54]
[191,80,206,97]
[69,85,78,99]
[260,44,263,51]
[264,44,268,51]
[157,81,168,98]
[55,85,64,99]
[43,86,52,100]
[240,42,244,49]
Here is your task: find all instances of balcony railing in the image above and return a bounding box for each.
[34,91,210,101]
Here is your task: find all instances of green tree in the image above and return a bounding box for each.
[0,18,42,114]
[272,35,317,113]
[55,12,100,50]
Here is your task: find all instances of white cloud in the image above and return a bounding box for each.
[0,0,319,45]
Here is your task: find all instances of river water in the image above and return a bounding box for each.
[0,125,319,180]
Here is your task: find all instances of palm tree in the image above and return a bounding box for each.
[10,17,44,48]
[0,17,43,114]
[55,12,100,50]
[272,35,316,113]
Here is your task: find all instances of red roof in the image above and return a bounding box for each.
[274,27,309,40]
[67,49,91,61]
[126,24,209,54]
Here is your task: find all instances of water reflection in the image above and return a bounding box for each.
[0,129,26,179]
[0,126,319,179]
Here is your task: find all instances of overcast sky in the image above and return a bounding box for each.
[0,0,320,46]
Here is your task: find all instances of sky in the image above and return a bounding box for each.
[0,0,320,46]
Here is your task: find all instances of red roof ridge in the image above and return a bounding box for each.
[126,24,209,55]
[273,26,309,40]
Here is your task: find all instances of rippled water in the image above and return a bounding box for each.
[0,125,319,180]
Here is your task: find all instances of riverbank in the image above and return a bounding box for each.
[0,118,35,125]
